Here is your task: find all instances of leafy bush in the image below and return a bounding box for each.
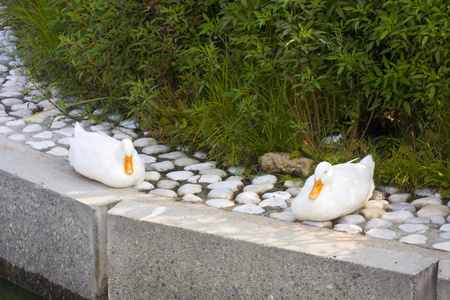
[3,0,449,195]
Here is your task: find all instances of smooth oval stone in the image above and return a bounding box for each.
[11,102,38,111]
[302,220,333,229]
[26,140,55,150]
[185,162,216,171]
[262,191,291,200]
[365,228,397,240]
[174,157,200,167]
[269,211,296,222]
[364,218,393,230]
[177,184,202,196]
[149,161,175,172]
[360,208,386,220]
[8,133,26,141]
[386,203,416,213]
[49,121,67,129]
[5,119,24,126]
[417,205,449,218]
[432,242,450,252]
[404,217,431,224]
[336,214,366,225]
[381,211,414,223]
[33,131,53,139]
[46,147,69,157]
[187,175,201,183]
[198,168,228,178]
[156,180,179,189]
[411,197,443,209]
[379,186,398,195]
[205,199,234,208]
[198,174,222,183]
[135,181,155,191]
[398,224,429,233]
[23,124,43,133]
[252,174,278,185]
[283,180,304,188]
[9,109,33,117]
[258,198,288,210]
[334,224,362,234]
[430,216,446,225]
[133,137,157,148]
[182,194,203,203]
[232,204,265,215]
[112,133,133,140]
[144,171,161,182]
[364,200,389,209]
[235,191,261,205]
[207,188,234,200]
[53,127,74,137]
[148,189,178,200]
[207,180,243,192]
[142,144,170,155]
[138,154,157,164]
[0,126,13,133]
[399,234,427,245]
[440,224,450,232]
[158,151,186,160]
[193,151,207,160]
[388,193,411,203]
[243,184,275,194]
[1,97,23,106]
[166,171,195,181]
[440,232,450,239]
[369,190,385,200]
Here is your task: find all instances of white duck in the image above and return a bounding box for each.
[291,154,375,221]
[69,122,145,188]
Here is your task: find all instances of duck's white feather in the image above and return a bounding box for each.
[69,122,145,188]
[291,154,375,221]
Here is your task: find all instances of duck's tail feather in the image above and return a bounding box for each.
[73,122,85,137]
[360,154,375,171]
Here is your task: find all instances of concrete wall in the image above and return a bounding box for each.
[1,137,450,299]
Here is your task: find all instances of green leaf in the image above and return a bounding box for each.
[403,101,411,116]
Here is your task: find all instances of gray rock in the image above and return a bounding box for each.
[26,140,55,150]
[411,197,443,209]
[0,126,13,133]
[205,199,234,208]
[302,220,333,229]
[166,171,195,181]
[232,204,265,215]
[334,224,362,234]
[198,168,228,178]
[398,224,429,233]
[399,234,427,245]
[386,203,416,213]
[259,152,313,177]
[417,205,449,218]
[440,224,450,232]
[430,216,446,225]
[369,190,385,200]
[336,214,366,225]
[364,218,393,230]
[381,211,414,223]
[387,193,411,203]
[365,228,397,240]
[156,180,179,190]
[360,207,386,220]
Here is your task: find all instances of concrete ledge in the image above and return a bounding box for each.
[1,135,450,299]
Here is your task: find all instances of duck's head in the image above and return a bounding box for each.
[121,139,136,175]
[309,161,334,200]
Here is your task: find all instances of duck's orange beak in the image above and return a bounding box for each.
[124,155,134,175]
[309,178,323,200]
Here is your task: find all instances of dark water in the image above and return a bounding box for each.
[0,277,47,300]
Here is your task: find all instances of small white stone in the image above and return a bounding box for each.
[26,140,55,150]
[33,131,53,139]
[1,97,23,106]
[157,180,180,189]
[386,203,416,213]
[144,171,161,182]
[198,168,228,178]
[258,198,288,210]
[364,218,393,230]
[133,137,157,148]
[262,191,291,200]
[411,197,443,209]
[120,119,139,129]
[53,127,74,137]
[365,228,397,240]
[112,133,133,140]
[187,175,200,183]
[252,174,278,185]
[381,211,414,223]
[404,217,431,224]
[5,119,24,126]
[149,161,175,172]
[0,116,15,123]
[415,188,436,197]
[57,137,71,146]
[112,127,138,139]
[135,181,154,191]
[283,180,303,188]
[302,220,333,229]
[430,216,446,225]
[379,186,398,195]
[399,234,427,245]
[8,134,26,141]
[398,224,429,233]
[148,189,178,200]
[166,171,195,181]
[227,166,244,175]
[159,151,186,160]
[440,232,450,239]
[388,193,411,203]
[336,214,366,225]
[286,187,301,197]
[334,224,362,234]
[207,188,234,200]
[417,205,449,218]
[49,121,67,129]
[440,224,450,232]
[46,147,69,156]
[185,161,216,171]
[174,157,201,167]
[193,151,207,160]
[177,184,202,196]
[233,204,265,215]
[235,191,261,205]
[9,109,33,118]
[269,211,296,222]
[0,110,7,117]
[205,199,235,208]
[182,194,203,203]
[0,126,13,133]
[207,180,243,192]
[138,154,157,164]
[370,190,385,200]
[10,102,38,111]
[243,184,274,194]
[198,174,222,183]
[432,242,450,252]
[142,144,170,155]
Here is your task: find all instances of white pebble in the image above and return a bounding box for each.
[159,151,186,160]
[138,154,157,164]
[142,144,170,155]
[144,171,161,182]
[398,224,429,233]
[22,123,43,132]
[193,151,207,160]
[251,174,278,185]
[1,97,23,106]
[430,216,446,224]
[302,220,333,229]
[207,188,234,200]
[182,194,203,203]
[177,184,202,196]
[258,198,288,210]
[235,191,261,205]
[364,200,389,209]
[8,134,26,141]
[185,161,216,171]
[207,180,243,192]
[9,109,33,118]
[33,131,53,139]
[412,197,443,209]
[365,228,397,240]
[53,127,74,137]
[149,161,175,172]
[187,175,200,183]
[26,140,55,150]
[198,168,228,178]
[334,224,362,234]
[57,137,71,146]
[148,189,178,200]
[388,193,411,203]
[336,214,366,225]
[269,211,296,222]
[174,157,201,167]
[198,174,222,183]
[262,191,291,200]
[283,180,303,188]
[166,171,195,181]
[46,147,68,156]
[404,217,431,224]
[157,180,179,189]
[133,137,157,148]
[6,119,25,126]
[386,203,416,213]
[232,204,265,215]
[205,199,234,208]
[0,126,13,133]
[49,121,67,129]
[243,184,274,194]
[370,190,385,200]
[11,102,38,111]
[440,232,450,239]
[364,218,393,230]
[135,181,155,191]
[399,234,427,245]
[440,224,450,232]
[417,205,449,218]
[432,242,450,252]
[286,187,301,197]
[379,186,398,195]
[381,211,414,223]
